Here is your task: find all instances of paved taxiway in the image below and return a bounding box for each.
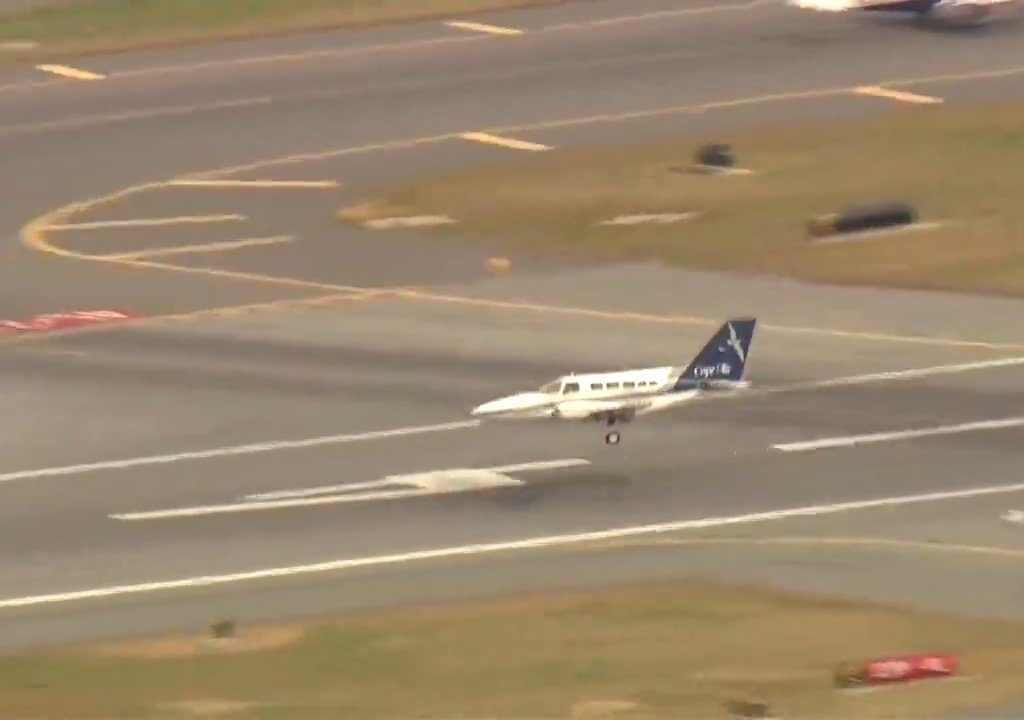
[1,0,1024,646]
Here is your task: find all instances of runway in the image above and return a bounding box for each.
[1,0,1024,648]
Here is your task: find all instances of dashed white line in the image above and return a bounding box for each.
[9,479,1024,609]
[853,85,943,105]
[445,20,524,36]
[773,417,1024,453]
[459,131,552,151]
[36,63,104,80]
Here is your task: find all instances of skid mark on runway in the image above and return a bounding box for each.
[6,479,1024,610]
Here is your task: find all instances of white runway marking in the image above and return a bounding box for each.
[765,356,1024,394]
[167,179,339,189]
[111,459,591,520]
[597,213,697,226]
[362,215,457,229]
[44,214,245,231]
[773,417,1024,453]
[100,235,295,260]
[445,20,524,36]
[459,132,552,151]
[36,63,104,80]
[0,420,480,485]
[853,85,943,105]
[2,356,1022,486]
[245,459,591,501]
[8,479,1024,610]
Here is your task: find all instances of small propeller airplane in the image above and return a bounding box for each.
[471,318,757,445]
[788,0,1015,25]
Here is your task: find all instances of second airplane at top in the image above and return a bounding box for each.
[471,319,757,445]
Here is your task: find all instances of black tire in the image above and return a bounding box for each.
[695,143,734,169]
[605,431,621,445]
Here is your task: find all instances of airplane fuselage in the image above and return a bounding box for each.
[471,366,682,420]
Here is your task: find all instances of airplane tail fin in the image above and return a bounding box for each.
[673,318,757,391]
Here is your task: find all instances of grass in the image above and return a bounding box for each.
[0,0,566,62]
[345,98,1024,297]
[3,580,1024,719]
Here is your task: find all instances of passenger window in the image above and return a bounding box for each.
[606,382,619,389]
[623,381,635,389]
[591,383,604,390]
[563,383,579,394]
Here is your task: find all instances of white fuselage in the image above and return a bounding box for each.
[471,365,692,420]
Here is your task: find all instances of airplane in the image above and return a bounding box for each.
[471,318,757,446]
[788,0,1015,26]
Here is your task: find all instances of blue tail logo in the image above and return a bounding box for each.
[673,318,756,391]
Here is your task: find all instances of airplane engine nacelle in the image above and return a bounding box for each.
[929,0,992,24]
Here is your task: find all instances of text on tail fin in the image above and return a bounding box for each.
[674,318,757,389]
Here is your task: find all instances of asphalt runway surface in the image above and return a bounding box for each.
[1,0,1024,649]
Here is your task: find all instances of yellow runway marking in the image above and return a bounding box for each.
[167,179,339,189]
[100,235,296,261]
[36,63,104,80]
[459,131,551,151]
[444,20,524,36]
[45,214,245,231]
[853,85,943,105]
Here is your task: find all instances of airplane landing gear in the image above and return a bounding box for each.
[605,430,621,445]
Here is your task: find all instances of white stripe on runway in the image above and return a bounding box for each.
[44,214,245,230]
[773,417,1024,453]
[8,479,1024,609]
[445,20,524,36]
[0,420,480,485]
[245,459,590,501]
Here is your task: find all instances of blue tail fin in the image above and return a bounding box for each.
[673,318,757,391]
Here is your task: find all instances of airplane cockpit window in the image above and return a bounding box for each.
[539,380,562,393]
[563,382,580,394]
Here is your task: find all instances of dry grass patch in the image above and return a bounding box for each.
[1,580,1023,718]
[361,99,1024,296]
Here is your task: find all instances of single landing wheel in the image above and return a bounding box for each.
[605,430,621,445]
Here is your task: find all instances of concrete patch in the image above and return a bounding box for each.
[597,212,697,226]
[363,215,457,229]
